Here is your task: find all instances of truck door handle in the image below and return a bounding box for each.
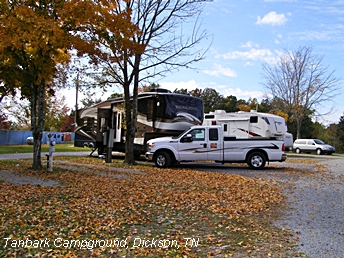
[201,143,207,148]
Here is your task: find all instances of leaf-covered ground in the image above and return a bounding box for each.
[0,157,296,257]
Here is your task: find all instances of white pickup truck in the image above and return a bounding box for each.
[145,125,287,169]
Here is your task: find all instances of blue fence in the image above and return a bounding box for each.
[0,130,75,145]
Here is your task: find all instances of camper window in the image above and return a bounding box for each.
[250,116,258,123]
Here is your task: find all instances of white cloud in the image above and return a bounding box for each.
[219,86,264,100]
[221,48,279,65]
[256,11,288,26]
[203,63,237,77]
[240,41,260,48]
[159,80,265,101]
[160,80,202,92]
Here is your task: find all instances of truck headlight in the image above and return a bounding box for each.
[148,142,155,150]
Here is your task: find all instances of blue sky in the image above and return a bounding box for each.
[63,0,344,125]
[158,0,344,125]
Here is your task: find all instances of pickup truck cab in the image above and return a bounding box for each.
[146,125,287,169]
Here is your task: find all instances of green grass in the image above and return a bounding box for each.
[0,143,87,154]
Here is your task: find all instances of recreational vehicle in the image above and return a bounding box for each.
[203,110,287,138]
[74,89,204,156]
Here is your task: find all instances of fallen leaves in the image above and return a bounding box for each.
[0,157,291,257]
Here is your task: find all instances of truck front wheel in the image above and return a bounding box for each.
[247,152,266,170]
[154,151,172,168]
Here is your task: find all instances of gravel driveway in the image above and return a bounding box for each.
[276,157,344,257]
[175,155,344,257]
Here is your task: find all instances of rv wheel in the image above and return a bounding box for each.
[247,152,266,170]
[154,151,171,168]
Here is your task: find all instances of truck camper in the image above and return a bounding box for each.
[203,110,287,138]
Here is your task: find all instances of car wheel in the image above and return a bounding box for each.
[247,152,266,170]
[154,151,171,168]
[316,148,322,155]
[295,148,301,154]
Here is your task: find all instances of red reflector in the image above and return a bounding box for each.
[211,121,216,125]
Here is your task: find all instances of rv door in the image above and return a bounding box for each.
[96,108,113,143]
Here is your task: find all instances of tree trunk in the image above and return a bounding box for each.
[296,116,302,140]
[123,54,141,165]
[31,79,45,170]
[123,80,135,164]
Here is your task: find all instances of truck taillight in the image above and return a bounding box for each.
[212,121,216,125]
[282,143,285,151]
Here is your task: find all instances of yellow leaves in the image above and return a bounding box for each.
[0,158,287,257]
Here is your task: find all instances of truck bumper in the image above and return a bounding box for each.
[281,153,287,162]
[145,152,154,161]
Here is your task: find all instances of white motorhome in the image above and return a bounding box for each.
[203,110,287,138]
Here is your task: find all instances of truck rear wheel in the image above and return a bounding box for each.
[154,151,171,168]
[247,152,266,170]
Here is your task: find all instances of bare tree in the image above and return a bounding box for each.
[89,0,212,164]
[262,46,341,139]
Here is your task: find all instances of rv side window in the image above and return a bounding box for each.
[250,116,258,123]
[209,128,218,141]
[223,124,228,132]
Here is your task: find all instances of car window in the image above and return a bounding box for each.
[209,128,218,141]
[307,140,314,145]
[190,129,205,141]
[314,139,325,144]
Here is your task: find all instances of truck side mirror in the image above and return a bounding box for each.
[181,134,193,143]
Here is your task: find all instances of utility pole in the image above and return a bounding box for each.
[74,72,79,126]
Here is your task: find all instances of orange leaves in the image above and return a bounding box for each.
[0,158,286,256]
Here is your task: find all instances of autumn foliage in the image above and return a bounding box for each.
[0,158,285,257]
